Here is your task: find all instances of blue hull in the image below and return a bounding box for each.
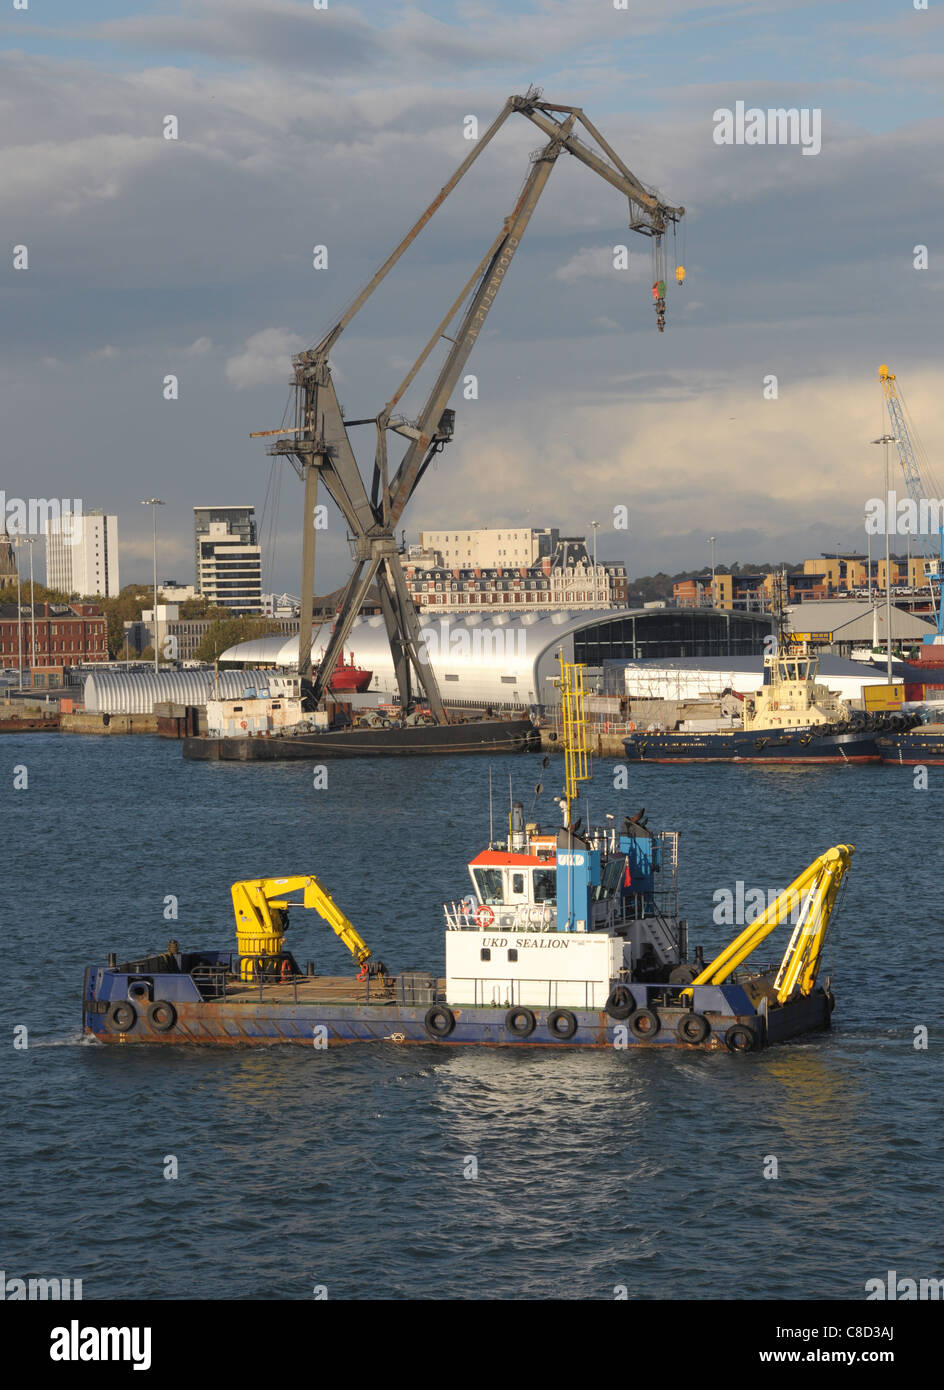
[82,969,833,1051]
[623,727,880,763]
[877,731,944,764]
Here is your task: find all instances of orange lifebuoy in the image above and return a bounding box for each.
[281,959,291,980]
[475,905,495,928]
[240,720,248,730]
[629,721,636,731]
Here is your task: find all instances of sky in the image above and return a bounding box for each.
[2,0,943,593]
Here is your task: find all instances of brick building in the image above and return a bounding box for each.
[0,601,109,683]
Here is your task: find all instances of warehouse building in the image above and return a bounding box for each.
[604,654,916,705]
[221,606,774,707]
[785,601,937,655]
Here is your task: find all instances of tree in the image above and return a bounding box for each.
[11,581,73,607]
[89,585,155,657]
[175,596,229,620]
[195,616,279,664]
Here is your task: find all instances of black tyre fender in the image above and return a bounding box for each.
[147,1000,178,1033]
[504,1006,536,1038]
[628,1007,661,1040]
[725,1023,759,1053]
[676,1012,710,1045]
[424,1005,455,1039]
[547,1008,578,1040]
[605,985,634,1020]
[105,1000,137,1034]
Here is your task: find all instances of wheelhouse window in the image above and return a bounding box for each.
[473,868,504,904]
[533,868,556,902]
[594,857,626,900]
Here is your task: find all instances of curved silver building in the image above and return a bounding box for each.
[83,669,257,715]
[221,608,773,706]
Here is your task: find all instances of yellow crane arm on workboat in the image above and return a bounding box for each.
[231,875,371,967]
[685,845,853,1004]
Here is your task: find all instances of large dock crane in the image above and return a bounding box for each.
[254,90,685,718]
[879,364,944,638]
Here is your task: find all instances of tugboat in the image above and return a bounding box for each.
[322,650,372,694]
[622,647,910,764]
[84,659,852,1050]
[877,722,944,765]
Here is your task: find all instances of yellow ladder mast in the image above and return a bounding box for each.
[683,845,853,1004]
[552,651,591,824]
[231,875,373,979]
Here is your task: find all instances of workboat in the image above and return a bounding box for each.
[184,673,539,759]
[623,648,912,764]
[83,660,852,1051]
[877,722,944,764]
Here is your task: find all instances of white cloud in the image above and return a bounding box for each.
[184,336,212,356]
[554,245,650,283]
[224,328,304,390]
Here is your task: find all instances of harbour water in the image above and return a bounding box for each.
[2,735,941,1300]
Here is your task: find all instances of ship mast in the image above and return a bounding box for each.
[555,651,591,825]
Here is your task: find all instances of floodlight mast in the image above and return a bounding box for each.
[258,90,685,716]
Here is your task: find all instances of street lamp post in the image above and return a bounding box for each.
[590,521,600,601]
[24,537,38,689]
[141,499,165,676]
[708,535,716,606]
[13,537,24,690]
[871,436,896,682]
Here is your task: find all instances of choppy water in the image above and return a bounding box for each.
[1,734,941,1300]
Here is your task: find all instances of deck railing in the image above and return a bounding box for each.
[443,902,556,931]
[448,976,604,1009]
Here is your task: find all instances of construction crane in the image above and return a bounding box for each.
[255,89,685,717]
[879,364,944,637]
[684,845,853,1005]
[230,874,377,981]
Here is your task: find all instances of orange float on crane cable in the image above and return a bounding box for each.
[357,962,369,981]
[475,905,495,928]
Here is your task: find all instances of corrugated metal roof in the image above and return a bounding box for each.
[221,608,774,706]
[786,601,936,638]
[83,669,267,714]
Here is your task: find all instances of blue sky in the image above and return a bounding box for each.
[2,0,943,590]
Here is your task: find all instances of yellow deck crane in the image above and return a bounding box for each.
[231,875,376,982]
[684,845,853,1005]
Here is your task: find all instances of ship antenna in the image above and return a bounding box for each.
[489,765,494,846]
